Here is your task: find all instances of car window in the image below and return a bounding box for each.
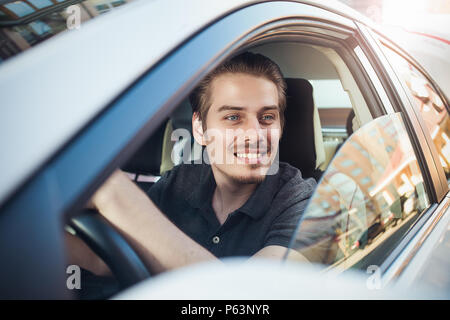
[287,113,430,271]
[312,79,353,132]
[311,78,354,171]
[380,45,450,184]
[250,42,375,174]
[0,0,134,64]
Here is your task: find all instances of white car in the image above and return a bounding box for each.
[0,0,449,300]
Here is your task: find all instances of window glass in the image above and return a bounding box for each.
[382,46,450,183]
[287,113,430,271]
[0,0,135,64]
[4,2,34,17]
[28,0,53,10]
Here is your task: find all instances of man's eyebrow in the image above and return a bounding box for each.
[260,105,279,111]
[217,105,245,112]
[217,105,279,112]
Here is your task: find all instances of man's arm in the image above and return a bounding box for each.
[90,170,218,274]
[68,170,307,276]
[252,177,316,264]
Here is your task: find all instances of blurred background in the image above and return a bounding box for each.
[0,0,448,91]
[340,0,449,37]
[340,0,450,96]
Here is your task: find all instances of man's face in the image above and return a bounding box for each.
[196,73,282,184]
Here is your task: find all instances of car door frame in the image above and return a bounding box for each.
[354,23,450,285]
[357,23,448,201]
[0,1,363,299]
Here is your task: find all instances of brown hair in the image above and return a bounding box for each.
[190,52,286,130]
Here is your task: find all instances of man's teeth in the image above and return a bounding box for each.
[236,153,261,159]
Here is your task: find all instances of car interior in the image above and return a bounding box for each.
[121,42,373,190]
[66,40,374,299]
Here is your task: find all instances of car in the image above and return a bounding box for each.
[0,0,449,299]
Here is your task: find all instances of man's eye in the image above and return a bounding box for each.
[261,114,275,121]
[226,115,240,121]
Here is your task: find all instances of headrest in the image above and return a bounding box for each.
[279,78,325,180]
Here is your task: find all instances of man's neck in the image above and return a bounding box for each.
[210,167,258,225]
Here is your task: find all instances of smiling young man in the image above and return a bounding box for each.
[67,52,316,275]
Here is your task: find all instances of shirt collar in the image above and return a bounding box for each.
[186,164,281,220]
[238,171,280,220]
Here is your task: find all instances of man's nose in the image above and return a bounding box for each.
[244,116,263,131]
[242,117,265,143]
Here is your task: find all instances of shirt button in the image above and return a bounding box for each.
[212,236,220,244]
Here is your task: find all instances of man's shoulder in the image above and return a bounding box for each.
[274,162,317,204]
[277,162,316,187]
[277,162,301,182]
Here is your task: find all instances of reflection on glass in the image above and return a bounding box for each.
[28,0,53,10]
[288,114,429,271]
[29,20,51,36]
[382,46,450,183]
[0,0,134,64]
[4,2,35,17]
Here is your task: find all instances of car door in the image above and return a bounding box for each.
[366,27,450,285]
[0,0,364,299]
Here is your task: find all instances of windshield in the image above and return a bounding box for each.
[0,0,134,65]
[287,113,430,272]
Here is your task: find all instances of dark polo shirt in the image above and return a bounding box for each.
[146,162,316,258]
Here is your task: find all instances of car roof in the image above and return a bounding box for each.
[0,0,372,206]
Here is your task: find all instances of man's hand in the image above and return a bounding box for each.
[89,170,137,218]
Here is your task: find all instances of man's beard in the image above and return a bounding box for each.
[230,174,266,184]
[216,163,267,185]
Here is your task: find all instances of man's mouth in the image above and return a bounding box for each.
[232,150,270,164]
[235,152,263,159]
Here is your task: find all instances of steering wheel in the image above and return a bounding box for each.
[69,209,151,289]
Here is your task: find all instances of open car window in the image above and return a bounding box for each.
[286,113,431,272]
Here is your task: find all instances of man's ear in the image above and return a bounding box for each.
[192,112,206,146]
